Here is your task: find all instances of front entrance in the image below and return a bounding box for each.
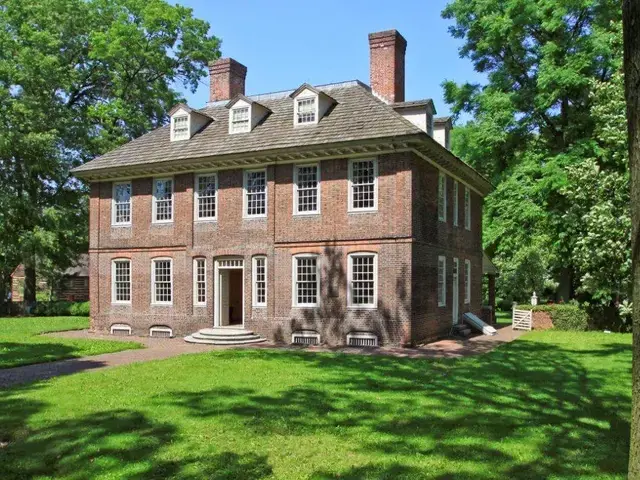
[452,258,459,325]
[214,258,244,327]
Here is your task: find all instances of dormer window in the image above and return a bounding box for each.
[296,97,316,125]
[230,107,250,133]
[172,115,189,141]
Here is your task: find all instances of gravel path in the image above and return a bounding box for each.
[0,325,524,388]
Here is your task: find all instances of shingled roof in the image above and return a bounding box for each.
[71,80,492,195]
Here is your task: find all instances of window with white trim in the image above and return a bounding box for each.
[252,256,267,307]
[193,258,206,305]
[172,115,189,141]
[438,256,446,307]
[195,174,217,220]
[293,255,319,307]
[464,186,471,230]
[244,169,267,217]
[230,107,250,134]
[348,253,377,308]
[296,97,316,124]
[438,173,447,222]
[453,181,459,227]
[464,259,471,304]
[349,159,377,211]
[152,259,172,304]
[112,182,131,225]
[294,164,319,214]
[112,259,131,303]
[153,178,173,223]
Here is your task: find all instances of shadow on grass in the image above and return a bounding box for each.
[0,337,631,479]
[0,341,79,370]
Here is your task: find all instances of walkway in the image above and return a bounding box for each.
[0,325,524,388]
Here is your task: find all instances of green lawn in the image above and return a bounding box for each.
[0,317,141,369]
[495,310,512,325]
[0,331,631,479]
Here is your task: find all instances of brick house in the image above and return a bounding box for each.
[71,30,492,346]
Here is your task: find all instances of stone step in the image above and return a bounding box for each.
[190,332,262,342]
[184,335,267,345]
[198,327,254,336]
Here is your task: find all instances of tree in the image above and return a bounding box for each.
[443,0,624,303]
[622,0,640,475]
[0,0,220,307]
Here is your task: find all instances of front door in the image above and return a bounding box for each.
[219,270,230,326]
[452,258,459,325]
[214,258,244,328]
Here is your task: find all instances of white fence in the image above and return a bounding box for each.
[512,309,533,331]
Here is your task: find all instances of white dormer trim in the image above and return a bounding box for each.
[170,110,190,142]
[168,104,213,142]
[229,99,251,134]
[293,90,319,126]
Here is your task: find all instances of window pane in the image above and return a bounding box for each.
[351,160,376,210]
[295,257,317,305]
[254,257,266,305]
[246,170,266,216]
[297,97,316,124]
[114,260,131,302]
[173,115,189,140]
[154,179,173,221]
[295,165,319,213]
[195,259,206,304]
[231,107,250,133]
[350,255,375,306]
[197,175,217,219]
[154,260,172,303]
[114,183,131,224]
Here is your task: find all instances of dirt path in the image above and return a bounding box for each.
[0,325,524,388]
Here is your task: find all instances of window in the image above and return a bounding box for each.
[464,259,471,304]
[153,178,173,223]
[438,173,447,222]
[453,181,459,227]
[464,186,471,230]
[293,255,319,307]
[349,159,377,211]
[112,182,131,225]
[172,115,189,141]
[348,253,377,308]
[195,174,217,220]
[294,164,320,214]
[152,259,172,304]
[230,107,250,134]
[112,259,131,304]
[427,112,434,137]
[193,258,206,306]
[252,256,267,307]
[244,169,267,217]
[296,97,316,124]
[437,256,446,307]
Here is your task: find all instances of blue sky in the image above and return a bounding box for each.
[174,0,484,118]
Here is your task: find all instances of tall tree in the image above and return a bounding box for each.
[0,0,220,307]
[622,0,640,475]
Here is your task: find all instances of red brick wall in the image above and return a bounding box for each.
[88,151,483,345]
[368,30,406,103]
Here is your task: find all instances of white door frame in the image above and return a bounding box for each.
[213,258,245,328]
[452,258,459,325]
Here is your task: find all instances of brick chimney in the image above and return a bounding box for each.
[208,58,247,102]
[368,30,407,104]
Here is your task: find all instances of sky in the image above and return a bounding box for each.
[173,0,485,118]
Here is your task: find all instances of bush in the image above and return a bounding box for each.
[32,301,89,317]
[514,304,590,331]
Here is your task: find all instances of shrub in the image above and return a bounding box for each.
[514,304,590,331]
[32,301,89,317]
[69,301,90,317]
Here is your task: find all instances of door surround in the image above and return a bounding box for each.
[214,257,245,328]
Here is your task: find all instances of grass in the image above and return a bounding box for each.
[0,317,141,369]
[496,310,512,325]
[0,330,631,479]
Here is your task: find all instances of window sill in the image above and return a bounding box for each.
[438,304,446,308]
[347,209,378,215]
[111,302,132,306]
[151,303,173,307]
[292,305,319,309]
[194,218,217,224]
[194,303,207,308]
[243,215,267,220]
[252,305,267,309]
[111,223,132,228]
[151,221,174,225]
[293,212,320,217]
[347,305,377,310]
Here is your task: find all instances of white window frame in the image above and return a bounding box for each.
[292,254,320,308]
[193,258,206,306]
[293,163,320,215]
[171,114,190,141]
[111,259,131,305]
[152,178,174,224]
[438,172,447,222]
[194,173,218,221]
[348,158,378,213]
[464,186,471,230]
[151,258,173,306]
[453,181,459,227]
[111,181,132,226]
[438,255,447,307]
[347,252,378,309]
[243,168,267,218]
[252,256,267,307]
[294,95,318,126]
[229,106,250,134]
[464,259,471,304]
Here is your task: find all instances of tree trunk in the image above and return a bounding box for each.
[22,257,36,313]
[623,1,640,477]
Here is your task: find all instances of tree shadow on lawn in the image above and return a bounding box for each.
[0,341,80,370]
[161,339,631,479]
[0,384,272,480]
